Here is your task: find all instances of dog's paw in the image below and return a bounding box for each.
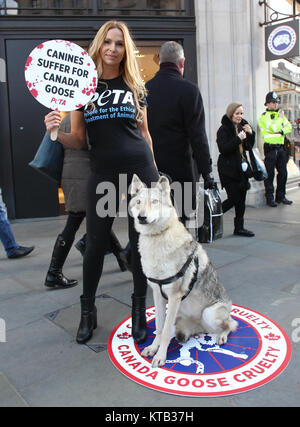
[175,331,189,343]
[141,345,157,358]
[216,332,228,345]
[152,352,167,368]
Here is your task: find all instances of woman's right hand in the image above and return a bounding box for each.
[238,130,246,141]
[44,111,62,134]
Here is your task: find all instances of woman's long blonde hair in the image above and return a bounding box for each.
[89,20,147,122]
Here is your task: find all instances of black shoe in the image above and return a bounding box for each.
[76,296,97,344]
[267,199,277,207]
[275,197,293,205]
[234,228,255,237]
[45,271,78,289]
[8,245,34,259]
[131,294,148,344]
[233,218,255,237]
[45,235,78,289]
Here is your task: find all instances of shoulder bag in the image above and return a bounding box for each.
[29,132,64,184]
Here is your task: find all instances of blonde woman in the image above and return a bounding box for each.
[44,21,159,345]
[216,103,255,237]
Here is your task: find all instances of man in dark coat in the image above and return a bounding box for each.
[146,41,214,224]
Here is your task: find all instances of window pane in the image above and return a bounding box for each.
[1,0,190,16]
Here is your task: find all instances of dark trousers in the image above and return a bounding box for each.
[61,212,86,244]
[222,181,247,221]
[264,146,287,201]
[83,166,159,299]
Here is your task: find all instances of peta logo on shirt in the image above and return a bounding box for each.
[84,88,136,123]
[90,89,134,107]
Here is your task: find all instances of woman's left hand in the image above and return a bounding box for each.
[243,124,252,134]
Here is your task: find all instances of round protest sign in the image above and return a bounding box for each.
[108,304,291,397]
[24,39,98,115]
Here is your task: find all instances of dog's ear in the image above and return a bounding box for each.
[130,174,146,197]
[156,175,170,193]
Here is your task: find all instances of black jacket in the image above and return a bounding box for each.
[146,65,212,184]
[217,115,255,188]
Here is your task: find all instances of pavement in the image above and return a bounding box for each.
[0,185,300,408]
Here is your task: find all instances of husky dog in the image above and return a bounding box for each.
[129,174,238,368]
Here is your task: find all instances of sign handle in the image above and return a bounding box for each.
[50,127,59,141]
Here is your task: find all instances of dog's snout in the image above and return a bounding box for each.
[138,215,148,224]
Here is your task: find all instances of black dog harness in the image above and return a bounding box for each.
[147,249,199,301]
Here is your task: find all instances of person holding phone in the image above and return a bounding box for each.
[216,102,255,237]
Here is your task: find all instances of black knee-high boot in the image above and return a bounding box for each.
[131,294,148,344]
[75,232,131,272]
[76,295,98,344]
[45,234,78,288]
[110,231,131,272]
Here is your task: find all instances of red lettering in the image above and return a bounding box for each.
[267,346,280,353]
[242,370,257,380]
[118,345,129,350]
[137,366,150,374]
[128,362,141,370]
[178,378,189,387]
[146,371,158,381]
[122,355,137,363]
[239,311,250,317]
[258,360,272,369]
[234,374,246,382]
[165,376,175,385]
[206,379,217,387]
[251,365,265,374]
[262,357,277,365]
[192,379,205,388]
[217,377,230,387]
[119,350,131,357]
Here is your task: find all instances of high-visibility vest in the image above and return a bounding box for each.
[258,109,292,145]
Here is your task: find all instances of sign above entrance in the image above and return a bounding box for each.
[24,39,98,138]
[265,20,300,61]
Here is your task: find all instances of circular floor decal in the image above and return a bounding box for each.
[108,304,291,397]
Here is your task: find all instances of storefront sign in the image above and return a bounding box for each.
[108,305,291,397]
[24,39,98,111]
[265,20,300,61]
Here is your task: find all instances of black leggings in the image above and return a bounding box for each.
[83,166,159,299]
[222,181,247,220]
[61,211,86,244]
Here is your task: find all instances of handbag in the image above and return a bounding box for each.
[196,185,223,243]
[29,132,64,183]
[247,147,268,181]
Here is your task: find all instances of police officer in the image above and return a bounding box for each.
[259,92,293,207]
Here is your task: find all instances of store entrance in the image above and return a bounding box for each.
[135,42,161,82]
[6,39,59,218]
